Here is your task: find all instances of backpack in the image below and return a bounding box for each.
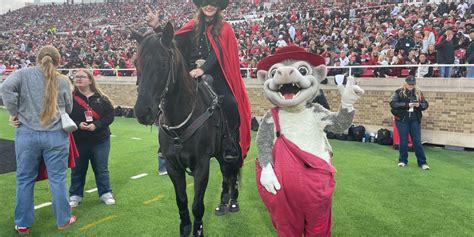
[376,128,392,145]
[349,125,366,142]
[251,117,260,131]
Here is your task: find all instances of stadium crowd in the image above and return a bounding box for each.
[0,0,473,78]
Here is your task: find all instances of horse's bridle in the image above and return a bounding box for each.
[157,42,198,131]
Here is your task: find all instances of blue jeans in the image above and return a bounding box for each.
[14,125,71,227]
[395,120,427,167]
[439,66,452,78]
[158,152,167,173]
[70,138,112,197]
[466,67,474,78]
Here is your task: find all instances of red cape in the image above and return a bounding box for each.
[176,20,252,158]
[36,133,79,181]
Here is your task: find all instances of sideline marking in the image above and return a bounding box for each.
[131,137,142,140]
[86,188,98,193]
[131,173,148,179]
[79,215,118,231]
[34,202,52,209]
[143,194,165,205]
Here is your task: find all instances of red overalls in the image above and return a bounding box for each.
[256,108,336,237]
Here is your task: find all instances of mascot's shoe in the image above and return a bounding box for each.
[193,221,204,237]
[228,199,240,213]
[14,225,30,235]
[214,203,228,216]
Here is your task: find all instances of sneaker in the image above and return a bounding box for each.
[421,164,430,170]
[100,192,116,205]
[158,170,168,176]
[69,195,82,208]
[397,162,406,167]
[58,215,77,230]
[15,225,30,235]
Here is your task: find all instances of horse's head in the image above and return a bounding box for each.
[132,22,175,125]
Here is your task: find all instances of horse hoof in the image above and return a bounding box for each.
[228,200,240,213]
[193,221,204,237]
[180,223,192,237]
[214,203,228,216]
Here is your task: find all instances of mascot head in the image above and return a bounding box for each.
[256,46,327,109]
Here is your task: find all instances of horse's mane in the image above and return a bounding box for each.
[136,32,195,101]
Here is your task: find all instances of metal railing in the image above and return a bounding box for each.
[2,64,474,80]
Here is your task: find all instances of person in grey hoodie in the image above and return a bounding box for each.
[2,45,77,234]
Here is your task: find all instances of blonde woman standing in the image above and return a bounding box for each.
[390,76,430,170]
[2,45,76,234]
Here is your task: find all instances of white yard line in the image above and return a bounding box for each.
[86,188,98,193]
[34,202,52,210]
[131,173,148,179]
[131,137,142,140]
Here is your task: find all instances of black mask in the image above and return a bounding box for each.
[201,0,219,7]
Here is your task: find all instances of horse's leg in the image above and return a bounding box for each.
[168,166,192,237]
[215,155,230,216]
[192,157,210,237]
[227,156,242,213]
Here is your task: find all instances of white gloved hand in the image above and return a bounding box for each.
[337,76,365,110]
[260,163,281,195]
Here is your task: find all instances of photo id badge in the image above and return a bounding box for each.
[84,110,93,122]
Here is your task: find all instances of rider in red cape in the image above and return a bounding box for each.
[146,0,251,160]
[175,19,252,159]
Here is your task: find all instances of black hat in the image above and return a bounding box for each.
[405,75,416,85]
[193,0,228,9]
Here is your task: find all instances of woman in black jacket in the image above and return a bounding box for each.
[69,69,116,207]
[390,76,430,170]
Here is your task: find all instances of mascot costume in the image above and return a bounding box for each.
[255,45,364,237]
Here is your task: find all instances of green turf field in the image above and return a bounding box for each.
[0,108,472,236]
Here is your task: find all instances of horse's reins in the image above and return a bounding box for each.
[157,43,220,175]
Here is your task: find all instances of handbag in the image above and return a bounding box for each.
[61,112,78,132]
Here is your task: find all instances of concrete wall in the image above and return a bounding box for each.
[93,76,474,148]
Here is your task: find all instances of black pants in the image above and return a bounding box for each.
[211,72,240,132]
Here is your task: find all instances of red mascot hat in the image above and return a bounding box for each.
[257,45,326,71]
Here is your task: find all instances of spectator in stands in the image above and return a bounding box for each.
[0,60,6,75]
[396,30,415,56]
[411,53,433,78]
[2,45,76,234]
[422,28,436,54]
[436,28,455,78]
[466,29,474,78]
[426,44,437,63]
[69,69,116,207]
[276,34,287,48]
[390,75,430,170]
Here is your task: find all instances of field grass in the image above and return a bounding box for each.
[0,108,473,237]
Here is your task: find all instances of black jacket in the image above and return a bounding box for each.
[435,35,455,64]
[70,91,115,144]
[467,41,474,64]
[390,88,429,122]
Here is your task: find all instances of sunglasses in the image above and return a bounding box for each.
[201,0,218,7]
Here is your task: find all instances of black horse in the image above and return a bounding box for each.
[132,22,242,237]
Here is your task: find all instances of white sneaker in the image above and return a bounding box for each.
[100,192,116,205]
[158,170,168,176]
[397,162,406,167]
[421,164,430,170]
[69,195,82,208]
